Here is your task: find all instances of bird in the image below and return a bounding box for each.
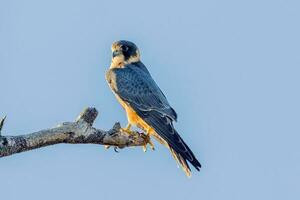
[105,40,201,176]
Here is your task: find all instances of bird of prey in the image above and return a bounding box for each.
[106,40,201,176]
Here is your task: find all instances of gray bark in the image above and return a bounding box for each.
[0,107,147,158]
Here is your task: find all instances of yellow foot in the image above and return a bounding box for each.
[120,123,135,135]
[143,133,155,152]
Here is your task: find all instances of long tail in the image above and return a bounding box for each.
[132,107,201,177]
[168,130,201,177]
[152,129,201,177]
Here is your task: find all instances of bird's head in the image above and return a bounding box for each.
[111,40,140,67]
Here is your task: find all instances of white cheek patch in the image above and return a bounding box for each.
[110,55,125,68]
[110,49,141,68]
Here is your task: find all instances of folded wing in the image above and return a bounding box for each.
[106,64,201,175]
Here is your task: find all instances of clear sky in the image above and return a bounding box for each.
[0,0,299,199]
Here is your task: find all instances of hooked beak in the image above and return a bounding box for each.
[112,50,122,58]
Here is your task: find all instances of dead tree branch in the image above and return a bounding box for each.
[0,115,6,135]
[0,107,147,158]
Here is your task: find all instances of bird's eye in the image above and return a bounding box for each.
[121,45,129,52]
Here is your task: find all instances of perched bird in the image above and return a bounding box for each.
[106,40,201,176]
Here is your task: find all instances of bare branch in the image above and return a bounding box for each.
[0,107,147,158]
[0,115,6,135]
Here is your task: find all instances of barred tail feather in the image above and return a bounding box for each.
[169,147,192,177]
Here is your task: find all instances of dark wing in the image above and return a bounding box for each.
[106,64,201,174]
[106,64,177,121]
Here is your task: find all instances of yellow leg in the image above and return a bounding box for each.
[143,128,155,152]
[120,123,134,134]
[105,123,133,150]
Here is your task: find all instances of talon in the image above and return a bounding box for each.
[149,140,155,151]
[114,147,119,153]
[104,145,110,149]
[143,131,155,152]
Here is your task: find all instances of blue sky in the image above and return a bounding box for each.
[0,0,299,199]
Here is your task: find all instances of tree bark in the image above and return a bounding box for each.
[0,107,147,158]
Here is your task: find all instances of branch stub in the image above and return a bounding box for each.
[76,107,98,126]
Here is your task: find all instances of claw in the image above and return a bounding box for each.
[143,132,155,152]
[114,147,119,153]
[104,145,120,153]
[120,124,156,152]
[149,140,155,151]
[143,145,147,152]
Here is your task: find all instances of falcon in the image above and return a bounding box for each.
[105,40,201,176]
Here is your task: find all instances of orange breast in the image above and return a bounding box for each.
[113,94,169,145]
[125,103,151,131]
[115,94,152,132]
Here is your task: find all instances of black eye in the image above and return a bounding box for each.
[121,45,129,52]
